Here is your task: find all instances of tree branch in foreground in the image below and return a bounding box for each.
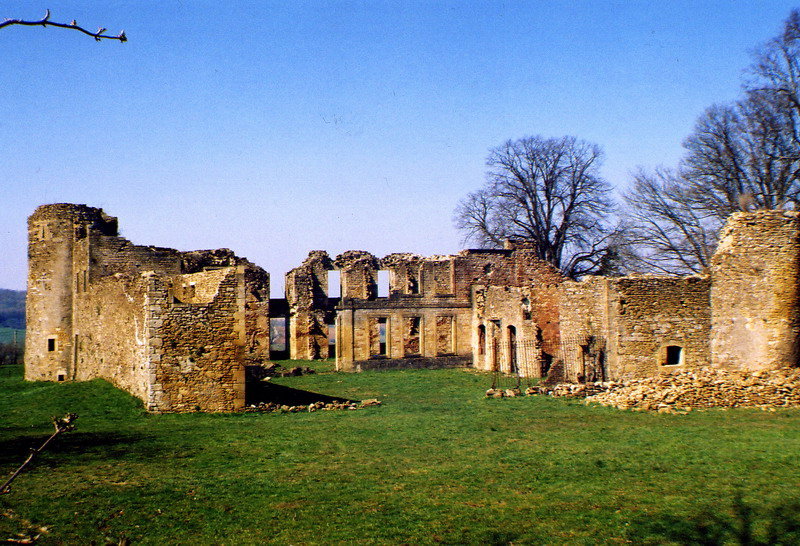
[0,10,126,42]
[0,413,78,495]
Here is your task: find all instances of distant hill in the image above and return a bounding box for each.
[0,289,25,329]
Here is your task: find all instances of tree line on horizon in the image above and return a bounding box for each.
[454,9,800,278]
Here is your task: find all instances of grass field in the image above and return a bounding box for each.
[2,363,800,544]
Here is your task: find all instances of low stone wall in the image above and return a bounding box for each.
[354,355,471,371]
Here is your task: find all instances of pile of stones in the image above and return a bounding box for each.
[245,398,381,413]
[529,367,800,412]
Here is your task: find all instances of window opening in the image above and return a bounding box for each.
[270,318,287,353]
[328,323,336,356]
[47,338,56,352]
[370,317,388,357]
[377,270,390,298]
[664,345,683,366]
[478,325,486,355]
[507,325,518,374]
[327,270,341,298]
[404,317,421,356]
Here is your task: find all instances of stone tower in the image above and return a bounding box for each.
[711,210,800,371]
[25,204,118,381]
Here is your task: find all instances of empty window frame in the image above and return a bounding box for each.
[664,345,683,366]
[327,270,341,298]
[404,317,422,356]
[47,337,57,352]
[370,317,388,357]
[436,315,455,355]
[377,270,390,298]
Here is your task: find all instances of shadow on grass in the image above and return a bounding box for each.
[245,381,353,406]
[628,494,800,545]
[0,431,162,467]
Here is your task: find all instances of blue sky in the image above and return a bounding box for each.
[2,1,798,294]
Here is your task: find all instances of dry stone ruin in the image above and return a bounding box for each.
[24,204,800,412]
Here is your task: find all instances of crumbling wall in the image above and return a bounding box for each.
[711,211,800,371]
[559,275,711,381]
[336,251,380,300]
[285,251,333,360]
[26,203,267,413]
[336,246,562,372]
[146,267,247,412]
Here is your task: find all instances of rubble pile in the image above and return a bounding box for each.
[245,399,381,413]
[494,368,800,412]
[582,367,800,411]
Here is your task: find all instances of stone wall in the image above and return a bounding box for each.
[25,203,267,412]
[711,211,800,371]
[147,268,247,412]
[559,275,711,381]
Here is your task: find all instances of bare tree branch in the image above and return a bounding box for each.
[0,9,126,42]
[454,135,618,278]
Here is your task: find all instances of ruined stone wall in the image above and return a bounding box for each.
[285,251,333,360]
[26,204,98,381]
[336,301,472,371]
[559,275,711,381]
[334,247,563,372]
[72,273,150,400]
[711,211,800,371]
[26,203,266,412]
[146,267,247,412]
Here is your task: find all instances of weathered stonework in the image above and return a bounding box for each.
[26,204,800,410]
[25,204,268,412]
[711,211,800,371]
[558,275,711,381]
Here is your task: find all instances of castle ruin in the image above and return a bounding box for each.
[25,204,800,411]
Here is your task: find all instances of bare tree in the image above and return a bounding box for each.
[623,9,800,274]
[622,168,718,274]
[454,135,617,278]
[0,9,126,42]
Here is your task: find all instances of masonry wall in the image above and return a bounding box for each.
[72,274,150,400]
[559,275,711,381]
[711,211,800,371]
[146,268,247,412]
[26,203,265,412]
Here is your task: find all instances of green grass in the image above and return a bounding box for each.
[2,363,800,544]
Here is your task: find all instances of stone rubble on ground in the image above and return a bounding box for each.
[489,367,800,412]
[244,399,381,413]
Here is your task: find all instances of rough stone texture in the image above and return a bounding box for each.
[25,204,267,412]
[470,249,564,377]
[284,251,334,360]
[27,204,800,410]
[711,211,800,371]
[558,275,711,381]
[581,367,800,411]
[333,246,561,371]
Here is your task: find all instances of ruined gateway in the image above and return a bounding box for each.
[25,203,800,412]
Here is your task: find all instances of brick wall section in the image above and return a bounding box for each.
[147,267,246,412]
[26,203,265,412]
[559,275,711,380]
[285,251,333,360]
[711,211,800,371]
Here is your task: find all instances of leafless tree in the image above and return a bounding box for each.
[622,168,718,274]
[623,9,800,274]
[454,135,618,278]
[0,9,126,42]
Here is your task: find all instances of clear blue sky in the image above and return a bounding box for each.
[2,1,797,295]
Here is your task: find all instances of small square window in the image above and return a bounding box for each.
[664,345,683,366]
